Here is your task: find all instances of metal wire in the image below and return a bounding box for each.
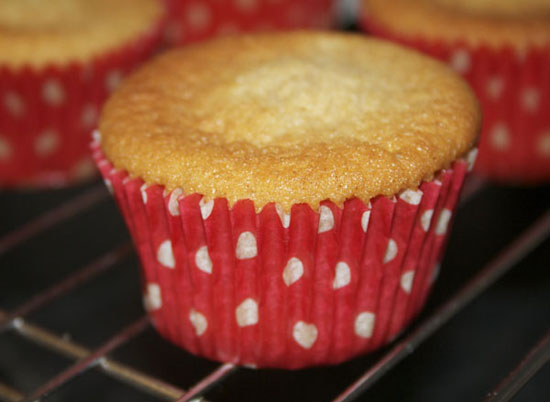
[484,330,550,402]
[333,209,550,402]
[174,364,237,402]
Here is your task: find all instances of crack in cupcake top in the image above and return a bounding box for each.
[0,0,163,68]
[100,32,480,212]
[364,0,550,49]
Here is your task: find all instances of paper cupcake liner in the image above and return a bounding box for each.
[162,0,335,46]
[93,139,472,368]
[0,21,165,188]
[362,18,550,183]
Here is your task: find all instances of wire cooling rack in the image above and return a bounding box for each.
[0,175,549,402]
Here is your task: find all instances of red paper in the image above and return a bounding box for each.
[163,0,335,46]
[0,22,164,188]
[362,18,550,182]
[93,140,471,368]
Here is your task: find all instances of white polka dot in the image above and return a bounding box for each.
[91,130,101,145]
[234,0,257,12]
[72,158,96,180]
[4,92,25,117]
[157,240,175,269]
[195,245,213,274]
[521,87,540,112]
[292,321,318,349]
[81,104,97,128]
[361,210,371,232]
[275,204,291,228]
[104,178,113,194]
[189,309,208,336]
[383,239,398,264]
[435,209,452,235]
[42,79,65,106]
[139,184,148,204]
[490,123,511,150]
[34,129,59,156]
[466,148,478,171]
[105,70,123,92]
[199,197,214,220]
[168,188,183,216]
[186,2,211,31]
[236,298,259,327]
[0,137,12,161]
[421,209,434,232]
[282,257,304,286]
[236,231,257,259]
[144,283,162,311]
[450,49,471,74]
[400,271,415,294]
[333,261,351,289]
[354,312,376,338]
[400,189,423,205]
[486,76,504,100]
[318,205,334,233]
[536,131,550,157]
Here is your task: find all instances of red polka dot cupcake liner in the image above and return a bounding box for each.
[163,0,335,46]
[0,23,165,188]
[362,20,550,183]
[93,139,474,368]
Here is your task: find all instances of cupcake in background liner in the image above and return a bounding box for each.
[162,0,336,46]
[93,32,480,369]
[361,0,550,183]
[0,0,166,188]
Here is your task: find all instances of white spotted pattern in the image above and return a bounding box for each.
[282,257,304,286]
[234,0,257,11]
[333,261,351,289]
[144,283,162,311]
[486,76,504,100]
[34,129,59,156]
[106,70,123,92]
[536,131,550,157]
[354,312,376,339]
[195,245,213,274]
[189,309,208,336]
[293,321,318,349]
[236,298,259,327]
[199,197,214,219]
[42,79,65,106]
[361,210,371,232]
[157,240,176,269]
[421,209,434,232]
[0,137,12,160]
[450,49,471,74]
[275,204,291,228]
[318,205,334,233]
[236,231,257,259]
[435,209,452,235]
[168,188,183,216]
[400,271,415,294]
[187,2,211,30]
[521,87,540,112]
[81,104,97,128]
[383,238,398,264]
[4,92,25,117]
[490,123,510,150]
[400,189,423,205]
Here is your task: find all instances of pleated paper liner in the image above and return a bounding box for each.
[0,19,165,188]
[93,139,474,369]
[362,18,550,183]
[162,0,335,46]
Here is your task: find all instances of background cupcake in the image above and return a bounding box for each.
[163,0,336,45]
[93,32,479,368]
[361,0,550,182]
[0,0,165,188]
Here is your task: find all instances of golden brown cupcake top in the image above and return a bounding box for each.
[100,31,480,212]
[0,0,163,68]
[363,0,550,49]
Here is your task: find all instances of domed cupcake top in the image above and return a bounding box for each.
[0,0,163,68]
[100,31,480,211]
[364,0,550,49]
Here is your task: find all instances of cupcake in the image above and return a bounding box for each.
[362,0,550,182]
[93,32,480,368]
[163,0,335,46]
[0,0,165,187]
